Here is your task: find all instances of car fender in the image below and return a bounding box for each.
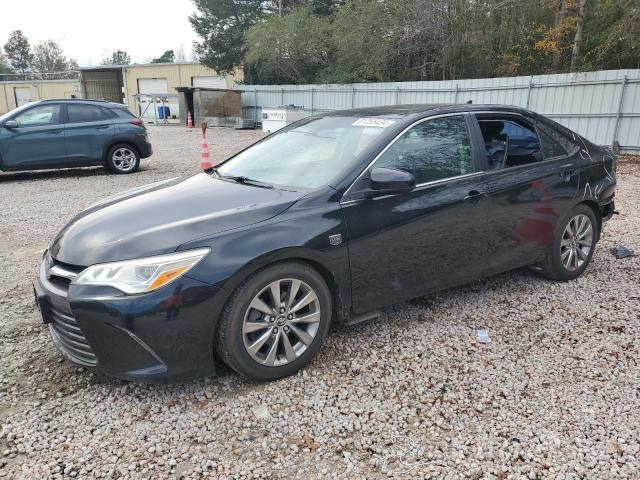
[102,135,142,161]
[179,197,351,328]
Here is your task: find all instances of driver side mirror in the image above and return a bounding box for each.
[366,167,415,197]
[3,120,18,129]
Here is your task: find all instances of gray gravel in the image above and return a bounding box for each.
[1,127,639,479]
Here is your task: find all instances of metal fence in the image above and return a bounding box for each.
[237,69,640,152]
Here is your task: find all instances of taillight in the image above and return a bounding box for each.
[131,119,144,127]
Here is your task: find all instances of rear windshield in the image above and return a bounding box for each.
[217,116,394,189]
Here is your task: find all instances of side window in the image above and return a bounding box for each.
[373,115,473,184]
[67,104,108,123]
[536,121,579,158]
[13,104,62,126]
[478,117,542,169]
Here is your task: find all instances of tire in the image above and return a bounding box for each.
[539,204,599,281]
[105,143,140,174]
[215,262,332,381]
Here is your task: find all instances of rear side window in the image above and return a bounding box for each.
[536,121,579,158]
[373,115,473,184]
[66,104,110,123]
[112,108,136,119]
[478,117,542,169]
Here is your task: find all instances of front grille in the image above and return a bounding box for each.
[49,306,98,366]
[47,257,84,290]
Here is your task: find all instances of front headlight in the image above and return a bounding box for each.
[74,248,210,295]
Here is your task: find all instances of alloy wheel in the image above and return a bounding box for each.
[112,148,137,172]
[560,213,593,272]
[242,278,321,367]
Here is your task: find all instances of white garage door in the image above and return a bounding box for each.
[192,76,226,89]
[137,78,179,123]
[14,87,33,107]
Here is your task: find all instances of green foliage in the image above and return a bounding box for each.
[190,0,267,73]
[152,50,175,63]
[245,8,333,83]
[193,0,640,83]
[102,50,131,65]
[31,40,76,73]
[3,30,32,73]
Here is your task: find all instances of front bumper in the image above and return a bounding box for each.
[34,256,222,382]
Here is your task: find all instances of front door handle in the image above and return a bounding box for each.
[464,190,486,204]
[45,129,62,135]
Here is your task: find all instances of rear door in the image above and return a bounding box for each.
[64,103,115,164]
[471,112,582,273]
[342,113,490,313]
[0,103,67,169]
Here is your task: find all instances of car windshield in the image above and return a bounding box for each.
[216,116,395,189]
[0,102,35,122]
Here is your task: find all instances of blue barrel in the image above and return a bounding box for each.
[157,106,170,119]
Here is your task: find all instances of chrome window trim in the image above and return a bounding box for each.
[341,112,474,203]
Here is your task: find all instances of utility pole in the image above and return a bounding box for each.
[278,0,283,16]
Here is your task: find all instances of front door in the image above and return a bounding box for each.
[472,113,582,273]
[342,114,490,314]
[0,103,66,169]
[64,103,115,164]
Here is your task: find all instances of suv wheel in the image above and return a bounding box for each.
[215,262,332,381]
[106,144,140,174]
[539,204,598,281]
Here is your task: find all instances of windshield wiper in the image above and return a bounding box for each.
[213,170,274,189]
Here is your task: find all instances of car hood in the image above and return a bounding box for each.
[50,174,304,266]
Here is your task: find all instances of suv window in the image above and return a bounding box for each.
[67,104,109,123]
[373,115,473,184]
[536,121,579,158]
[14,104,62,126]
[478,117,542,169]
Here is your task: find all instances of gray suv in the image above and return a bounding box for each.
[0,99,152,174]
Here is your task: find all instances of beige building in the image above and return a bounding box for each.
[80,62,242,123]
[0,62,242,119]
[0,80,81,114]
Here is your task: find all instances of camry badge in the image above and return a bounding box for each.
[328,234,342,246]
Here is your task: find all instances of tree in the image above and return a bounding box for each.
[570,0,588,71]
[190,0,267,73]
[102,50,131,65]
[3,30,32,73]
[245,7,333,83]
[152,49,175,63]
[31,40,76,73]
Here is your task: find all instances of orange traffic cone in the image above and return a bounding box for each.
[200,130,212,171]
[186,111,194,128]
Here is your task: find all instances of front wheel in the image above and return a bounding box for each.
[215,262,332,381]
[539,204,598,281]
[106,144,140,174]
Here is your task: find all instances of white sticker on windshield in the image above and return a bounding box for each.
[352,118,396,128]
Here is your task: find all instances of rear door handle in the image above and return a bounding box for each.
[45,129,62,135]
[96,125,110,130]
[464,190,486,204]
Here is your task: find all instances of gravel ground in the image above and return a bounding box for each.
[1,127,639,479]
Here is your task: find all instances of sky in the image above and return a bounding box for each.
[0,0,200,67]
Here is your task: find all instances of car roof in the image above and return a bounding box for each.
[325,103,535,119]
[37,99,127,109]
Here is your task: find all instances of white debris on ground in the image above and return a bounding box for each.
[1,128,639,479]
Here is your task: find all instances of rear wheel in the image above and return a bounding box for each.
[215,262,332,381]
[539,204,598,281]
[106,144,140,174]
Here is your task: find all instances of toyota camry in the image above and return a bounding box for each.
[34,104,617,382]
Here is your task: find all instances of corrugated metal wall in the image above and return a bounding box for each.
[0,80,81,114]
[238,69,640,152]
